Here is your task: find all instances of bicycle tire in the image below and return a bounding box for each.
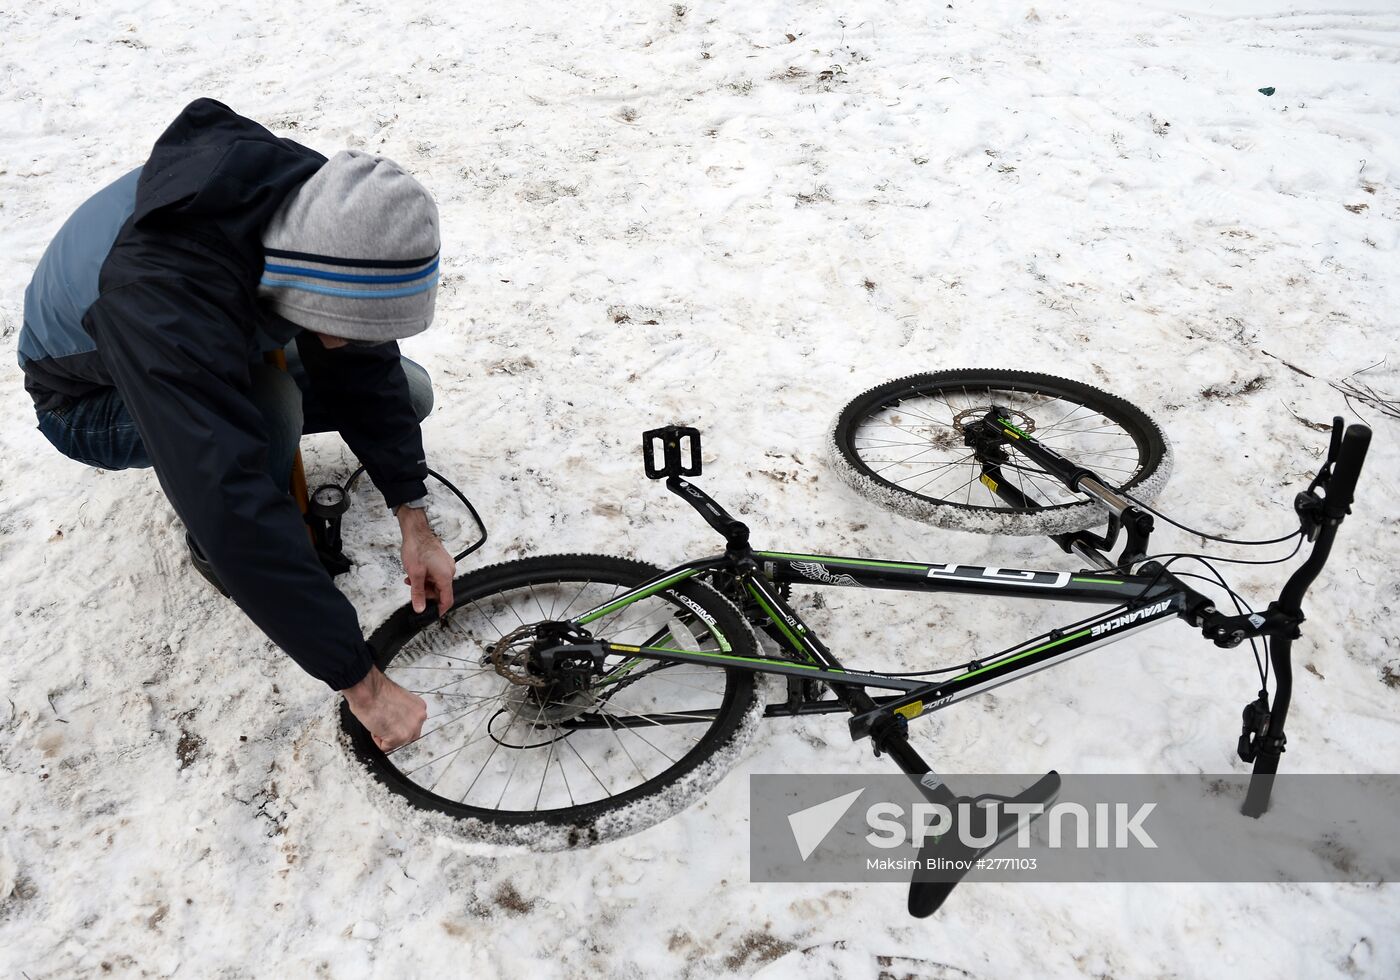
[829,370,1171,535]
[341,554,764,847]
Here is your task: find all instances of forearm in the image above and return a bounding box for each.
[199,491,375,689]
[396,501,433,536]
[342,664,386,703]
[295,333,428,508]
[397,499,456,616]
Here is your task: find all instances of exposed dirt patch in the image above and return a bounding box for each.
[494,881,535,916]
[1201,376,1268,400]
[1312,833,1359,875]
[176,708,203,770]
[1,875,38,912]
[607,304,662,325]
[176,730,204,770]
[724,929,796,970]
[518,179,578,204]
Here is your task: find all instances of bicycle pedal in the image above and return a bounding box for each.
[642,425,702,479]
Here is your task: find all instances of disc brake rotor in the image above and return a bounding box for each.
[951,405,1037,437]
[489,624,548,687]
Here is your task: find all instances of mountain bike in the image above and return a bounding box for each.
[341,369,1371,916]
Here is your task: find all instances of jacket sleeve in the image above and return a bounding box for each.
[293,332,428,510]
[85,278,375,690]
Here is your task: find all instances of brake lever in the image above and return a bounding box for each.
[1297,415,1342,540]
[1297,416,1362,541]
[1327,415,1344,470]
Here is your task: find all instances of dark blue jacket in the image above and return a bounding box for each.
[18,99,430,689]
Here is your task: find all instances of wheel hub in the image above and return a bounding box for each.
[489,622,607,727]
[951,405,1036,437]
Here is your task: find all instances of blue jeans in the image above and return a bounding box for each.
[36,348,434,488]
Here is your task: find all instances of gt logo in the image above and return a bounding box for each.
[925,564,1070,589]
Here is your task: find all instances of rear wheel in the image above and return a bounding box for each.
[342,555,763,845]
[829,370,1170,535]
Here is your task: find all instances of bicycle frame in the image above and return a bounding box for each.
[564,550,1184,738]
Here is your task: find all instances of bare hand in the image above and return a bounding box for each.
[342,666,428,751]
[397,505,456,616]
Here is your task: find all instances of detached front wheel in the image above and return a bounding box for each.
[829,370,1171,535]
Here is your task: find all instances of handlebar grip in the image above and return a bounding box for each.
[1324,424,1371,520]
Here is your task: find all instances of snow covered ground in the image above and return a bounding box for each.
[2,0,1398,975]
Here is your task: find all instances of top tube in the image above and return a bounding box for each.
[754,550,1169,605]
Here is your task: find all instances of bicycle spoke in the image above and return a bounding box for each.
[595,705,679,763]
[902,453,977,494]
[409,671,498,697]
[525,583,565,624]
[390,696,504,755]
[599,708,649,786]
[423,702,507,788]
[460,695,537,804]
[417,691,526,784]
[409,697,513,779]
[534,733,563,811]
[563,735,612,796]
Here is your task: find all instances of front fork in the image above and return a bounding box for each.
[966,410,1156,575]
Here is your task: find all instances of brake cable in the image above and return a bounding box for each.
[1165,562,1270,690]
[1121,490,1303,546]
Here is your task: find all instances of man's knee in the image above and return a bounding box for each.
[401,357,434,423]
[35,394,153,471]
[248,363,305,438]
[248,363,305,488]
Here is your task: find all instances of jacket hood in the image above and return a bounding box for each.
[132,99,326,270]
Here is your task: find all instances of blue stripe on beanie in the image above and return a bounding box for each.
[258,273,439,300]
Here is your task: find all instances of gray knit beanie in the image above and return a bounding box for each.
[259,150,439,342]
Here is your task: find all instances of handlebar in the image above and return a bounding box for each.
[1278,419,1371,615]
[1241,418,1369,817]
[1322,423,1371,522]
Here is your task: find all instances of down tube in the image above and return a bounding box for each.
[848,596,1185,739]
